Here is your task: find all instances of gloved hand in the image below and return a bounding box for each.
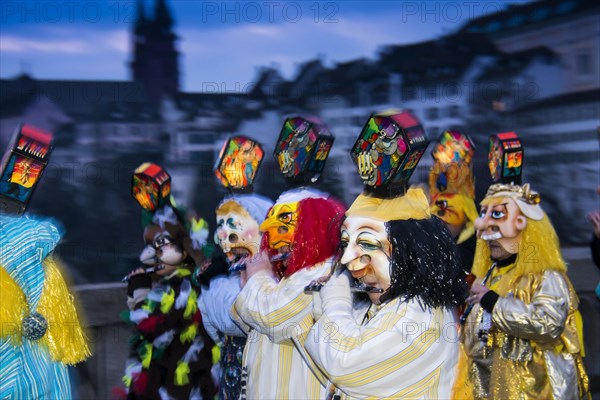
[244,252,275,283]
[320,270,352,315]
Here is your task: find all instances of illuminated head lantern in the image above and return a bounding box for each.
[345,113,466,307]
[352,110,427,193]
[262,118,345,278]
[428,130,478,243]
[274,116,334,185]
[215,136,265,193]
[471,135,565,287]
[473,132,540,261]
[213,136,273,262]
[0,123,53,215]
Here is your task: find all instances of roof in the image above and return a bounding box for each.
[377,32,500,84]
[460,0,599,36]
[0,75,157,121]
[510,88,600,113]
[172,91,259,131]
[476,46,559,83]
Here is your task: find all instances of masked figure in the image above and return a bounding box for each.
[429,130,478,276]
[0,124,90,399]
[460,182,590,399]
[119,165,216,400]
[305,188,466,399]
[302,111,468,399]
[232,187,346,399]
[198,194,272,400]
[231,120,343,399]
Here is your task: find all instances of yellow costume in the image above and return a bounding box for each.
[462,184,590,399]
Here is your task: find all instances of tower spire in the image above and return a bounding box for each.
[130,0,180,100]
[154,0,174,33]
[134,0,147,34]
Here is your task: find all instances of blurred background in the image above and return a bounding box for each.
[1,0,599,398]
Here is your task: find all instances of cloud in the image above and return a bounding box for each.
[0,28,129,55]
[0,26,130,81]
[178,11,440,90]
[0,35,87,53]
[0,5,457,90]
[103,30,129,53]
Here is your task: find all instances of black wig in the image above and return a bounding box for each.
[380,216,467,309]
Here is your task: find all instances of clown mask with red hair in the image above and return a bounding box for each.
[259,188,346,278]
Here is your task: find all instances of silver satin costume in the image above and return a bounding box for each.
[462,268,590,399]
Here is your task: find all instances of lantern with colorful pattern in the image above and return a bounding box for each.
[0,123,53,215]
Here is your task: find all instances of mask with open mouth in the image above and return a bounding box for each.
[259,201,299,251]
[215,200,262,262]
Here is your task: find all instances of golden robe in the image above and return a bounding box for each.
[462,265,589,399]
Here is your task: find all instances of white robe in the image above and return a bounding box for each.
[232,260,332,399]
[305,296,459,399]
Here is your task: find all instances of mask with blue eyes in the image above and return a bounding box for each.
[474,196,528,255]
[215,201,261,261]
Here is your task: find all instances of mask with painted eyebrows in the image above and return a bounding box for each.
[259,201,299,250]
[340,216,391,304]
[475,196,527,258]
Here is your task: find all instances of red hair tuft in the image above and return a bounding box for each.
[261,197,346,277]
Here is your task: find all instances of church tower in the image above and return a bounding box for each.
[130,0,180,100]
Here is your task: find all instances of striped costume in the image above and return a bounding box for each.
[306,296,459,399]
[0,215,89,399]
[232,261,332,399]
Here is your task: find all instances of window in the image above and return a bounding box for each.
[575,52,592,76]
[507,15,524,27]
[485,21,502,33]
[444,83,459,98]
[556,1,575,14]
[531,8,550,22]
[426,107,439,120]
[423,86,437,100]
[188,134,213,144]
[428,126,440,137]
[402,87,417,101]
[448,105,460,118]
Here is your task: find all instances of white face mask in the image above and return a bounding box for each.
[215,210,261,260]
[340,216,392,304]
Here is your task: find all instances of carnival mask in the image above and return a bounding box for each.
[475,196,527,259]
[154,232,186,267]
[215,200,261,260]
[340,217,392,304]
[431,193,468,227]
[260,201,299,250]
[139,224,161,265]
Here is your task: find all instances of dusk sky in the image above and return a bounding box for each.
[1,1,530,92]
